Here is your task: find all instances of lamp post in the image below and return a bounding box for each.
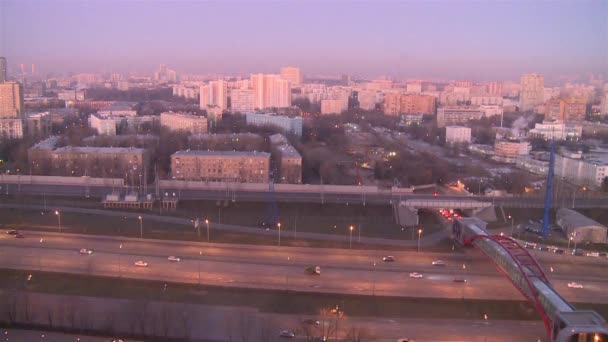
[118,244,123,277]
[39,238,44,271]
[205,219,210,242]
[372,261,376,296]
[138,216,143,238]
[508,215,514,237]
[417,228,423,252]
[568,236,573,250]
[285,256,290,290]
[54,210,61,233]
[198,250,202,285]
[349,225,354,249]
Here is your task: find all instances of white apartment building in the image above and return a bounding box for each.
[436,107,485,128]
[471,96,503,106]
[480,105,504,118]
[173,85,200,100]
[160,112,208,135]
[245,112,302,136]
[529,121,583,141]
[555,152,608,188]
[406,83,422,94]
[230,88,254,113]
[251,74,291,109]
[0,118,23,139]
[445,126,471,144]
[89,113,118,135]
[200,80,228,110]
[357,90,378,110]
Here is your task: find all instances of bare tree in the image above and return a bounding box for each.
[158,303,173,338]
[179,308,194,340]
[133,299,150,336]
[318,308,337,341]
[46,305,55,328]
[224,313,236,342]
[1,290,18,324]
[17,291,33,323]
[237,310,254,342]
[64,297,79,329]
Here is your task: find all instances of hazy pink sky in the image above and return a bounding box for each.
[1,0,606,81]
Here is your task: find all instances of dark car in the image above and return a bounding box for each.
[15,233,24,238]
[598,252,607,257]
[6,230,18,235]
[302,319,320,326]
[572,249,584,256]
[539,247,549,252]
[554,249,565,255]
[453,278,467,283]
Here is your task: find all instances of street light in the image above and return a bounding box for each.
[205,219,210,242]
[138,216,143,238]
[372,261,377,296]
[285,256,290,290]
[54,210,61,233]
[198,250,202,285]
[568,236,573,250]
[417,228,423,252]
[278,222,282,246]
[508,215,514,237]
[118,244,123,277]
[349,225,354,249]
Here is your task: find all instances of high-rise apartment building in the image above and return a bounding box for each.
[251,74,291,109]
[520,73,545,112]
[154,64,177,83]
[200,80,227,110]
[321,99,346,115]
[280,66,302,85]
[357,90,378,111]
[545,97,586,121]
[230,88,254,113]
[383,93,435,116]
[0,57,7,83]
[486,81,503,97]
[0,82,24,118]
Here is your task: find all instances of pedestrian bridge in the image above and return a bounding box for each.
[401,199,493,209]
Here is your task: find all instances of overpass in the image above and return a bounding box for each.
[1,177,608,209]
[453,217,608,341]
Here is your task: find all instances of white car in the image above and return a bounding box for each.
[279,330,295,338]
[167,256,181,262]
[382,256,395,262]
[431,260,446,266]
[567,282,584,289]
[409,272,423,278]
[134,261,148,267]
[79,249,93,255]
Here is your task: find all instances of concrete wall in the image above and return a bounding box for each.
[159,180,414,195]
[0,175,124,187]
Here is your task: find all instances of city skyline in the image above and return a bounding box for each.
[1,1,606,81]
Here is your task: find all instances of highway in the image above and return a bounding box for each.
[2,182,608,208]
[1,231,607,304]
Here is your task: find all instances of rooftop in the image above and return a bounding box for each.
[276,144,301,158]
[30,136,60,150]
[558,208,607,229]
[172,150,270,157]
[53,146,146,154]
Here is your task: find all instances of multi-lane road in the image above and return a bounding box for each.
[1,230,607,304]
[2,182,608,208]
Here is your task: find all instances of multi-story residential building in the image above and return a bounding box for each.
[528,121,583,140]
[470,96,503,106]
[280,66,302,85]
[230,88,254,113]
[357,90,378,111]
[555,152,608,188]
[399,94,436,115]
[98,102,138,117]
[0,82,24,118]
[563,97,586,121]
[154,64,177,83]
[251,74,291,109]
[366,80,393,90]
[160,112,208,135]
[269,134,302,184]
[486,81,503,97]
[600,93,608,115]
[172,85,200,100]
[0,57,6,83]
[50,146,148,179]
[0,118,23,139]
[25,112,52,137]
[493,140,530,163]
[89,113,119,135]
[520,73,544,112]
[170,150,270,183]
[200,80,228,110]
[27,136,61,174]
[321,99,347,115]
[57,89,86,102]
[445,126,472,144]
[454,80,473,88]
[245,112,302,136]
[436,106,484,128]
[545,97,587,121]
[406,83,422,94]
[479,105,503,118]
[516,156,549,175]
